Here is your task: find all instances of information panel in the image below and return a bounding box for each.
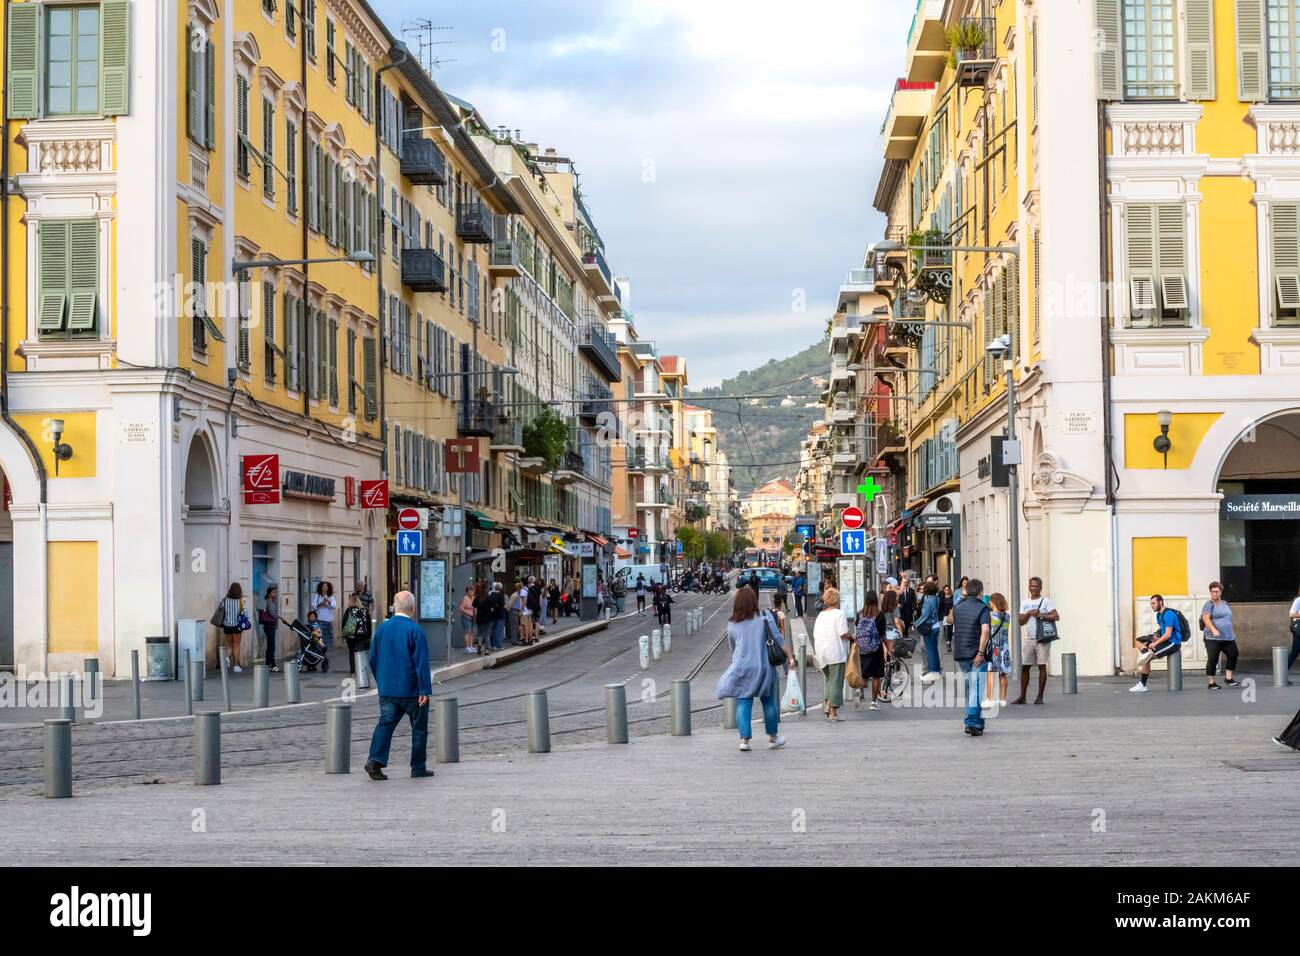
[419,559,446,622]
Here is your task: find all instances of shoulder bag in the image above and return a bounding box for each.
[1036,599,1059,643]
[761,611,786,666]
[209,602,225,627]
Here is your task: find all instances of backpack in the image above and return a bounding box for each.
[1169,608,1190,643]
[855,615,882,654]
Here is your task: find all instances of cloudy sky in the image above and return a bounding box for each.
[372,0,914,386]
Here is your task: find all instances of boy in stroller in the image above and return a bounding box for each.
[288,611,331,672]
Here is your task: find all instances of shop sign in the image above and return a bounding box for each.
[445,439,480,474]
[1220,494,1300,520]
[359,480,389,509]
[917,514,955,530]
[242,454,280,505]
[282,470,335,502]
[345,476,357,507]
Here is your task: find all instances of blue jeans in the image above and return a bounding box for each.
[368,696,429,774]
[735,689,780,740]
[317,619,334,651]
[957,659,985,731]
[491,619,506,650]
[920,622,940,673]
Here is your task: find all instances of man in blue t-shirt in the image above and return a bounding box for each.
[1131,594,1183,693]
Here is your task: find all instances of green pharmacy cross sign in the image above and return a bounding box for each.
[857,478,882,502]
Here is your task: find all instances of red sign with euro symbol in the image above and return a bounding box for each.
[359,480,389,509]
[242,454,280,505]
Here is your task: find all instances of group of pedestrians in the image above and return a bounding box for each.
[215,578,374,675]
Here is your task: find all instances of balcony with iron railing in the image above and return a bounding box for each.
[637,485,673,510]
[490,414,524,453]
[459,399,497,437]
[401,248,447,293]
[581,244,617,300]
[554,449,585,485]
[952,17,997,88]
[400,134,447,186]
[579,379,613,423]
[456,203,496,244]
[579,317,621,382]
[489,240,523,277]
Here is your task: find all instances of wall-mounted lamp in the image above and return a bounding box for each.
[1153,410,1173,469]
[50,419,73,475]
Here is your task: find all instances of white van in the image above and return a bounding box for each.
[615,563,668,588]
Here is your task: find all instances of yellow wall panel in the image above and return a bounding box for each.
[1132,537,1189,598]
[1199,176,1259,375]
[10,412,96,478]
[1123,412,1221,470]
[1196,0,1258,158]
[48,541,99,654]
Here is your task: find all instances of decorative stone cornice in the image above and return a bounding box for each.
[233,32,260,76]
[1030,452,1094,513]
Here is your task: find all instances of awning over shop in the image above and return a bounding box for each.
[587,533,610,547]
[614,546,633,559]
[467,510,496,530]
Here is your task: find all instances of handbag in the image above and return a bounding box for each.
[1291,618,1300,638]
[209,602,225,627]
[845,643,866,689]
[237,610,252,632]
[1036,599,1059,643]
[761,611,786,666]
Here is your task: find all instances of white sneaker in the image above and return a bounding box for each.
[738,740,752,752]
[1129,682,1149,693]
[232,665,242,673]
[465,647,476,655]
[768,735,786,749]
[921,671,940,684]
[869,701,880,711]
[980,698,993,707]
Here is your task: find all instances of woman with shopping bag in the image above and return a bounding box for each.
[716,587,794,752]
[812,587,852,722]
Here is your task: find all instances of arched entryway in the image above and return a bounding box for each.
[181,434,224,629]
[1215,411,1300,604]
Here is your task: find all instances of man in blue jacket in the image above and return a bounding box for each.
[365,591,433,780]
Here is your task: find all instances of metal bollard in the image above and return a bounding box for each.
[723,697,737,729]
[1061,652,1078,695]
[182,649,193,716]
[59,674,76,723]
[671,680,691,736]
[44,719,72,799]
[324,703,351,774]
[354,651,371,689]
[84,658,99,702]
[436,698,460,764]
[284,659,300,704]
[638,635,650,671]
[218,650,232,712]
[651,628,662,661]
[605,683,629,744]
[526,691,551,754]
[194,711,221,785]
[663,624,672,654]
[130,650,141,720]
[252,663,269,708]
[189,658,205,702]
[798,641,808,717]
[1166,649,1183,691]
[1274,646,1291,688]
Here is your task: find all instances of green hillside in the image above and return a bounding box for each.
[690,337,828,493]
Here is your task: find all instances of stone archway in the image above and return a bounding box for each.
[0,422,43,671]
[181,434,225,631]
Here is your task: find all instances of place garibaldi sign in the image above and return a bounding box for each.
[1219,494,1300,520]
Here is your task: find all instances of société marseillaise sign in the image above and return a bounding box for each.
[1219,495,1300,520]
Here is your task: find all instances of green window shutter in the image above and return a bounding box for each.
[186,28,200,140]
[263,280,276,343]
[205,41,216,149]
[1272,204,1300,312]
[326,19,336,84]
[325,157,335,245]
[100,0,131,115]
[318,312,329,399]
[6,4,39,119]
[1237,0,1266,102]
[286,120,297,214]
[1184,0,1215,100]
[363,336,377,419]
[1095,0,1122,101]
[1007,259,1020,354]
[236,75,249,177]
[262,98,275,198]
[981,285,994,388]
[328,318,339,405]
[237,271,251,370]
[67,222,99,331]
[38,223,70,332]
[1156,204,1189,322]
[1126,204,1158,325]
[306,141,318,230]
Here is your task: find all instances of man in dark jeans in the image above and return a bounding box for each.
[898,574,918,638]
[792,570,806,617]
[951,577,991,737]
[487,581,507,650]
[365,591,433,780]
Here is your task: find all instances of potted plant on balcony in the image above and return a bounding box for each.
[522,407,569,471]
[946,21,987,67]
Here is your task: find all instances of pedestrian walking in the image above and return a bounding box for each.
[1130,594,1184,693]
[364,591,433,780]
[635,574,648,615]
[312,582,338,652]
[473,581,492,653]
[1289,584,1300,671]
[258,586,279,671]
[548,579,561,625]
[983,592,1011,705]
[792,569,807,617]
[1013,576,1059,705]
[458,585,477,655]
[716,586,792,752]
[213,582,249,672]
[951,577,992,736]
[916,580,942,684]
[854,591,888,711]
[812,587,852,722]
[940,584,955,653]
[653,585,674,625]
[341,592,373,674]
[527,576,544,637]
[880,588,902,663]
[747,571,760,597]
[1201,582,1240,689]
[507,580,523,645]
[488,582,507,650]
[518,578,534,644]
[898,573,918,638]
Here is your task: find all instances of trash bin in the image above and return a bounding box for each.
[145,636,171,682]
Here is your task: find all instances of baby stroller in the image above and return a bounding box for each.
[892,628,919,660]
[286,618,330,672]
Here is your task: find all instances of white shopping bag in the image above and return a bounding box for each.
[783,669,805,712]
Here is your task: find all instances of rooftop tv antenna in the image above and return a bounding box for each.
[402,19,457,72]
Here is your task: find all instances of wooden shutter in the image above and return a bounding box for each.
[1031,18,1039,125]
[1156,204,1189,320]
[307,307,318,398]
[363,337,377,419]
[186,28,201,140]
[1273,204,1300,310]
[262,98,275,197]
[1184,0,1215,100]
[67,222,99,332]
[1126,204,1158,324]
[237,272,251,370]
[6,4,39,119]
[326,19,336,84]
[38,223,69,332]
[1032,228,1042,343]
[286,120,297,214]
[100,1,131,115]
[1237,0,1267,102]
[1095,0,1123,100]
[328,318,339,405]
[317,311,329,399]
[236,76,249,177]
[205,41,216,148]
[306,141,318,230]
[1006,259,1021,357]
[982,285,994,388]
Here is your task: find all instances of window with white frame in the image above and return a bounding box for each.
[1123,0,1177,99]
[1125,203,1190,328]
[1268,0,1300,98]
[1270,203,1300,326]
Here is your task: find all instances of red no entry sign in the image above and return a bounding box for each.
[397,508,421,531]
[841,506,865,530]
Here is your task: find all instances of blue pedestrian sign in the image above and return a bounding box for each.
[840,529,867,556]
[397,530,424,557]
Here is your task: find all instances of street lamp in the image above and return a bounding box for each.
[1154,410,1173,469]
[49,419,73,476]
[986,332,1024,672]
[231,250,375,271]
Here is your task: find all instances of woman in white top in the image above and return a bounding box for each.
[312,582,337,651]
[1288,585,1300,672]
[812,587,851,722]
